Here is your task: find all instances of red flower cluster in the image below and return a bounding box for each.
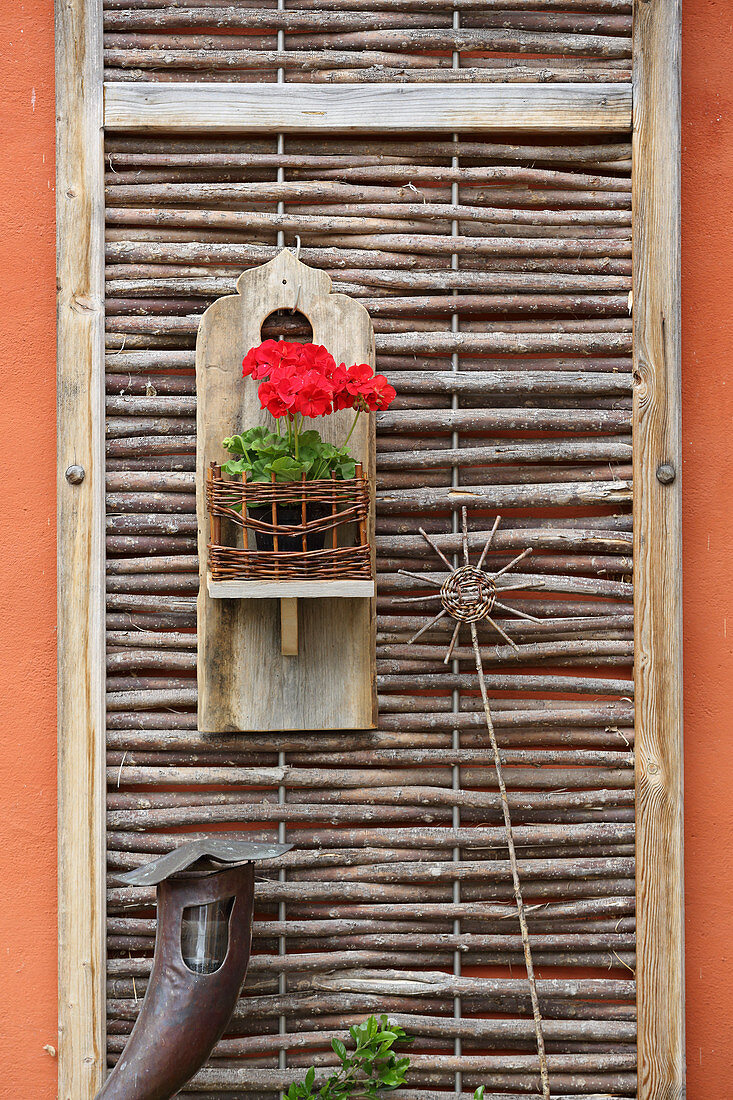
[242,340,396,420]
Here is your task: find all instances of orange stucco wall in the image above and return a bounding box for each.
[680,0,733,1082]
[0,0,59,1096]
[0,1,731,1096]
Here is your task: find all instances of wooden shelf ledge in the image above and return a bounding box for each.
[104,81,632,133]
[207,575,375,600]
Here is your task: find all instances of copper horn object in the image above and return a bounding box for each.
[96,837,292,1100]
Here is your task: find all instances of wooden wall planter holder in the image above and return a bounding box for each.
[196,249,377,732]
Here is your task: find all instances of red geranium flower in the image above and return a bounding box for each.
[360,373,396,411]
[243,338,279,379]
[293,370,334,418]
[258,366,302,419]
[243,340,396,426]
[344,362,373,396]
[304,344,338,379]
[243,339,304,380]
[331,363,354,411]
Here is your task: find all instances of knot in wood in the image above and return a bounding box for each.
[440,566,497,623]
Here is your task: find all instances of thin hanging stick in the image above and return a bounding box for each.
[491,545,534,579]
[485,614,521,652]
[418,526,455,573]
[398,567,443,585]
[469,616,551,1100]
[476,514,502,571]
[401,508,552,1100]
[408,608,448,645]
[443,620,462,665]
[493,598,544,623]
[461,508,471,566]
[392,593,444,605]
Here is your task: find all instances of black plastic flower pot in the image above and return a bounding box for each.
[251,501,331,553]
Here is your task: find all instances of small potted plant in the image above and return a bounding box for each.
[206,339,395,579]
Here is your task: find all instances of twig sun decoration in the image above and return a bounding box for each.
[396,508,551,1100]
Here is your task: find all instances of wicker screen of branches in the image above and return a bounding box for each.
[105,129,635,1096]
[102,1,632,86]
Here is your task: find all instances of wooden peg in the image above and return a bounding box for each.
[280,597,298,656]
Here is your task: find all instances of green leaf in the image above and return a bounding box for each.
[331,1038,348,1066]
[298,429,323,448]
[265,455,309,481]
[474,1087,485,1100]
[305,1066,315,1091]
[251,433,286,455]
[221,458,246,476]
[247,457,271,483]
[379,1071,401,1089]
[242,425,272,445]
[220,418,363,485]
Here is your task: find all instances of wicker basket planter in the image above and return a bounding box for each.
[206,461,373,595]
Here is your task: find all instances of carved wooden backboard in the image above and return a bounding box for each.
[195,249,377,732]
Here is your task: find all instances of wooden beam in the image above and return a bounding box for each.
[208,578,376,600]
[104,81,632,133]
[56,0,107,1094]
[632,0,684,1097]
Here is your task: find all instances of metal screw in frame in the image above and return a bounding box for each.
[65,464,85,484]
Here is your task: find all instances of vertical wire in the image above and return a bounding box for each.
[276,5,286,1089]
[451,10,462,1095]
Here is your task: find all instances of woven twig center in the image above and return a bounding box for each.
[440,566,497,622]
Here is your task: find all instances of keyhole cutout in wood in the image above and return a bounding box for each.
[260,308,314,344]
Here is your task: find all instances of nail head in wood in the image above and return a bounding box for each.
[656,462,676,485]
[65,464,85,484]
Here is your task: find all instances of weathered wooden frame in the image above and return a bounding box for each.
[58,5,682,1096]
[56,0,107,1096]
[632,1,685,1097]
